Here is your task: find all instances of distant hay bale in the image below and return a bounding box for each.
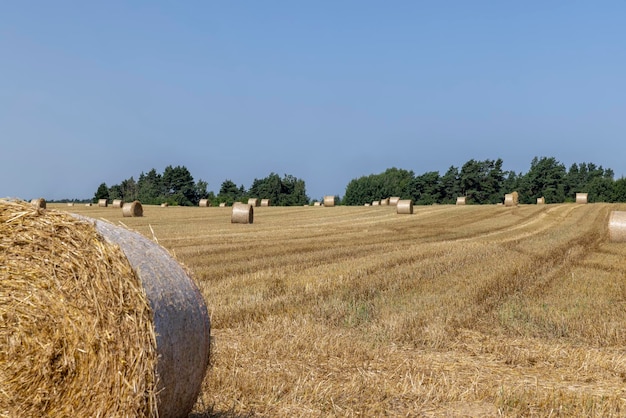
[261,199,271,207]
[98,199,108,207]
[122,200,143,217]
[160,203,169,207]
[456,196,466,205]
[199,199,210,207]
[0,199,211,418]
[232,202,253,224]
[364,203,370,206]
[67,202,74,207]
[380,198,390,206]
[112,199,124,208]
[609,211,626,242]
[389,197,400,206]
[504,192,519,207]
[219,202,226,207]
[313,202,321,207]
[247,198,259,207]
[85,203,92,207]
[30,198,46,209]
[323,196,335,207]
[576,193,588,204]
[537,197,545,204]
[397,199,413,214]
[372,201,380,206]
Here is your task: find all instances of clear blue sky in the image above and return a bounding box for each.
[2,2,625,201]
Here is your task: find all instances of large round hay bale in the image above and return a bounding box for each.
[576,193,588,204]
[504,192,519,207]
[98,199,108,207]
[67,202,74,207]
[380,198,390,206]
[372,200,380,206]
[219,202,227,207]
[199,199,210,207]
[30,197,46,209]
[313,201,321,207]
[122,200,143,217]
[247,198,259,207]
[537,197,545,204]
[323,196,335,207]
[456,196,466,205]
[160,202,169,207]
[609,211,626,243]
[389,197,400,206]
[397,199,413,214]
[0,199,211,418]
[112,199,124,208]
[261,198,271,207]
[232,202,253,224]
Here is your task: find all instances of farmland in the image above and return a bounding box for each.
[58,202,626,417]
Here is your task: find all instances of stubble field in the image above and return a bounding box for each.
[58,202,626,417]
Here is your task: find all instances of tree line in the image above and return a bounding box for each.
[344,157,625,205]
[92,157,626,206]
[93,166,309,206]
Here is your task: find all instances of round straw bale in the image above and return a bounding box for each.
[397,199,413,214]
[247,198,259,207]
[232,202,253,224]
[456,196,466,205]
[0,200,208,417]
[314,201,321,207]
[372,200,380,206]
[112,199,124,208]
[261,198,271,207]
[160,202,169,207]
[504,192,519,207]
[323,196,335,207]
[85,203,92,207]
[389,197,400,206]
[122,200,143,217]
[30,198,46,209]
[537,197,545,204]
[199,199,210,207]
[380,198,390,206]
[67,202,74,206]
[609,211,626,242]
[576,193,588,204]
[98,199,108,207]
[219,202,227,207]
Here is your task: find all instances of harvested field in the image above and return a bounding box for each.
[57,202,626,417]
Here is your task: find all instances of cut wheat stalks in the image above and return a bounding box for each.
[397,199,414,214]
[261,199,271,207]
[576,193,588,204]
[323,196,335,207]
[30,198,46,209]
[456,196,466,205]
[232,202,254,224]
[122,200,143,217]
[389,197,400,206]
[608,211,626,242]
[247,198,259,207]
[112,199,124,208]
[98,199,108,207]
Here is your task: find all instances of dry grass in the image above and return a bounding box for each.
[57,202,626,417]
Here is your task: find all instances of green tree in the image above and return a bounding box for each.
[93,183,109,203]
[137,169,163,205]
[519,156,566,203]
[407,171,440,205]
[162,165,196,205]
[439,166,461,204]
[218,179,243,204]
[459,159,505,204]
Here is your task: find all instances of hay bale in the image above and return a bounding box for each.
[112,199,124,208]
[232,202,253,224]
[504,192,519,207]
[85,203,92,207]
[389,197,400,206]
[576,193,588,204]
[160,203,169,207]
[456,196,466,205]
[122,200,143,217]
[397,199,413,214]
[30,198,46,209]
[537,197,545,204]
[0,199,211,418]
[67,202,74,207]
[219,202,226,207]
[261,199,271,207]
[247,198,259,207]
[199,199,210,207]
[380,198,390,206]
[98,199,108,207]
[313,202,321,207]
[609,211,626,242]
[323,196,335,207]
[372,201,380,206]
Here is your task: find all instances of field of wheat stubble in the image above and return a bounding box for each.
[60,202,626,417]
